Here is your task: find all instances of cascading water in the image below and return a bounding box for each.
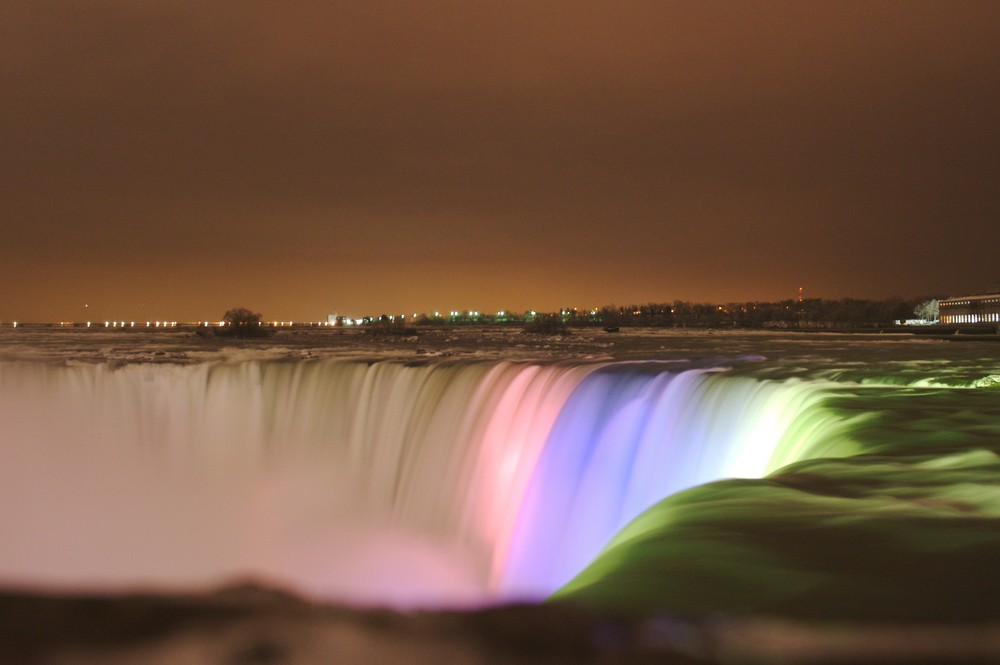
[500,364,853,597]
[0,358,849,606]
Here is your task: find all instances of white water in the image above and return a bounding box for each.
[0,359,851,606]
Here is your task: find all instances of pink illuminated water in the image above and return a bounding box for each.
[0,359,846,606]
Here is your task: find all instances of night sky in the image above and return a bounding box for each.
[3,1,999,322]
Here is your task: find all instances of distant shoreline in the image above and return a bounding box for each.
[3,321,998,337]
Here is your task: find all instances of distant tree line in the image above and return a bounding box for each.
[580,297,926,329]
[204,297,940,336]
[363,297,934,329]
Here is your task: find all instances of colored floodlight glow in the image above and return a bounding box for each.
[0,353,865,610]
[499,368,836,597]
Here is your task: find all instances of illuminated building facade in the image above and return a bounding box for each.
[939,293,1000,324]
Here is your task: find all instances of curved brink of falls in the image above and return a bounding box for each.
[499,365,855,598]
[0,359,852,606]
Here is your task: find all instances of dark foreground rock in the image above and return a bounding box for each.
[3,583,1000,664]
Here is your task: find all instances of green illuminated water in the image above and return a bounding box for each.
[555,365,1000,621]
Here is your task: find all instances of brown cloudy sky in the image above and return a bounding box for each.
[2,1,999,321]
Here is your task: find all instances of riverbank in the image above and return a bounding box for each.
[4,583,1000,664]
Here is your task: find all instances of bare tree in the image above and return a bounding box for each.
[217,307,271,338]
[913,299,939,322]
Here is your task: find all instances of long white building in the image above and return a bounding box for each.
[938,293,1000,324]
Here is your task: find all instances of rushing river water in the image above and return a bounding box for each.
[1,328,998,620]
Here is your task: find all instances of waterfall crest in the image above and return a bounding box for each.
[0,359,846,605]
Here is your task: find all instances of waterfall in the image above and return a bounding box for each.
[0,359,847,606]
[499,364,848,597]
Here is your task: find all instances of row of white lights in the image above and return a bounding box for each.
[7,309,600,329]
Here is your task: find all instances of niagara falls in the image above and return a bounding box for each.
[3,326,1000,663]
[5,2,1000,660]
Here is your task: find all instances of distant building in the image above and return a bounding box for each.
[938,294,1000,324]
